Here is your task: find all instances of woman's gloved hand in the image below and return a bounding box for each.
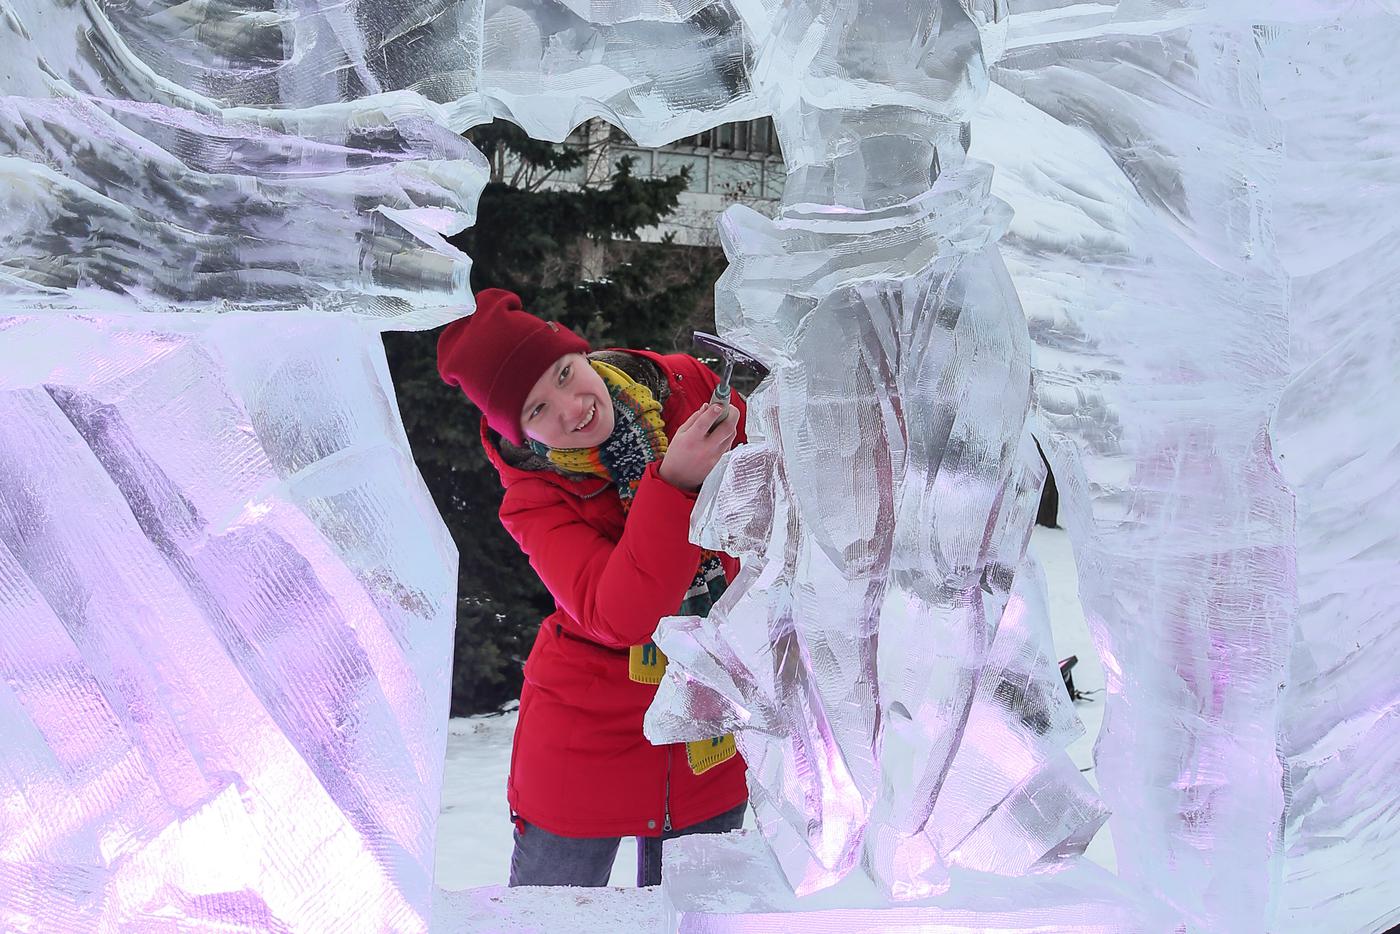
[658,403,739,492]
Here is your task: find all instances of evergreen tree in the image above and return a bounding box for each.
[383,120,722,716]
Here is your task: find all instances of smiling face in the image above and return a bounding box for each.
[520,353,615,450]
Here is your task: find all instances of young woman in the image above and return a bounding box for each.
[436,288,749,887]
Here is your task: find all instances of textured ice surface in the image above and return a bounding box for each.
[0,0,762,924]
[650,1,1398,932]
[1262,18,1400,934]
[660,829,1173,933]
[0,316,457,930]
[646,0,1111,907]
[0,0,485,321]
[3,0,1398,929]
[478,0,763,144]
[0,0,474,925]
[962,5,1398,932]
[970,9,1296,931]
[101,0,761,142]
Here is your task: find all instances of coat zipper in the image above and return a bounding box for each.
[663,746,673,833]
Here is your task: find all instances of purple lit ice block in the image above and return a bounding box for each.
[0,316,456,930]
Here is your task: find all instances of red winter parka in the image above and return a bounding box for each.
[482,348,749,839]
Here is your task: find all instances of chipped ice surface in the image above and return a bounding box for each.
[647,0,1113,908]
[1262,17,1400,934]
[964,3,1398,931]
[0,316,456,930]
[649,168,1110,901]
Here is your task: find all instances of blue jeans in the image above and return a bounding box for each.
[507,802,747,888]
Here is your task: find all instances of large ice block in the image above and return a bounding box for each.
[0,316,456,930]
[1261,17,1400,934]
[2,0,481,918]
[960,3,1397,932]
[650,2,1397,932]
[968,10,1296,930]
[0,0,762,925]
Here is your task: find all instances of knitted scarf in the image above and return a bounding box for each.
[538,359,735,776]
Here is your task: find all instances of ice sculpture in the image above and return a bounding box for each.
[650,1,1399,932]
[2,0,1397,930]
[0,0,758,926]
[0,318,461,930]
[645,0,1110,904]
[0,0,479,927]
[1260,17,1400,934]
[969,10,1297,932]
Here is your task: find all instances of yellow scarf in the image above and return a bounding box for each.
[545,359,736,776]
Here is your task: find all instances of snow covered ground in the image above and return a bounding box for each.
[435,526,1113,891]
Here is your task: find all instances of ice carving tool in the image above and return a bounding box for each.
[692,331,768,434]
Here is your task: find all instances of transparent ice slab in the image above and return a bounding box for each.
[0,315,455,931]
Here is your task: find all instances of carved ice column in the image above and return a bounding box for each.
[646,0,1145,924]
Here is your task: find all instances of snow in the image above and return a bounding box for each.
[435,526,1113,892]
[434,884,663,932]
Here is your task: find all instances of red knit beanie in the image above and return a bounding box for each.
[437,289,590,446]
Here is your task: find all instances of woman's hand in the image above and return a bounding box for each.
[658,403,740,493]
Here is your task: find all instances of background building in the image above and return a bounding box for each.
[552,118,786,248]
